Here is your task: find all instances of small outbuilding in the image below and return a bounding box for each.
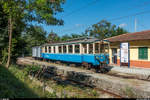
[106,30,150,68]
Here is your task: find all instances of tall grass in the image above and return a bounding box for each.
[0,64,56,98]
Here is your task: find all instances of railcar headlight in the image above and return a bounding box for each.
[100,56,103,59]
[96,56,99,59]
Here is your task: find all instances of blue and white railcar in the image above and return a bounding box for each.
[40,37,109,70]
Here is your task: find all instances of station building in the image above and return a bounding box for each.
[106,30,150,68]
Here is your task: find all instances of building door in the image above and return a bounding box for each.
[112,48,117,64]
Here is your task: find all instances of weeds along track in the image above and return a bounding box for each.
[48,74,122,98]
[17,57,150,98]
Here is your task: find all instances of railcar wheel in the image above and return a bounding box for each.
[87,64,92,70]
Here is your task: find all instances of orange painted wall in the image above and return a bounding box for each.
[116,59,150,68]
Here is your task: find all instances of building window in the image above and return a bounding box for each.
[138,47,148,60]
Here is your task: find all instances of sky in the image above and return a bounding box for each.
[36,0,150,36]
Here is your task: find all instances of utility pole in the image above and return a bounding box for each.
[135,18,137,32]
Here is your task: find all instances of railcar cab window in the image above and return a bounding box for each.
[75,45,80,54]
[100,44,109,53]
[100,44,105,53]
[63,45,66,53]
[69,45,73,53]
[95,43,99,54]
[59,46,62,53]
[89,44,93,54]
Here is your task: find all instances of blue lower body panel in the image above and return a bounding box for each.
[42,53,109,66]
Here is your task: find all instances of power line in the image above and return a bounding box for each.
[138,19,149,29]
[62,0,99,17]
[108,10,150,21]
[59,10,150,33]
[58,0,150,33]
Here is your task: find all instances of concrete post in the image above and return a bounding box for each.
[93,43,95,54]
[87,44,89,54]
[72,44,75,54]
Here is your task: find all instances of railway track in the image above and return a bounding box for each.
[44,74,122,98]
[39,59,150,82]
[17,57,150,98]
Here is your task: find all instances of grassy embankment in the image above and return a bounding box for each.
[0,64,104,98]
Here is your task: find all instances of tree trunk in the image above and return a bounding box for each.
[6,17,13,68]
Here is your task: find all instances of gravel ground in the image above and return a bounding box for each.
[109,65,150,79]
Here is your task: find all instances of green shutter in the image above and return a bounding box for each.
[138,47,148,60]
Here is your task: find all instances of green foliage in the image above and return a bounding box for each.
[47,30,60,43]
[86,20,128,39]
[0,64,39,98]
[24,65,41,76]
[0,64,61,98]
[0,0,65,63]
[23,25,47,56]
[1,48,8,64]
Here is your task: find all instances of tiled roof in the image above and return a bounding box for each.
[105,30,150,42]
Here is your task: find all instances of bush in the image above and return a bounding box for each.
[24,65,41,76]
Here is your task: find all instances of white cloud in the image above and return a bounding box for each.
[75,24,82,27]
[119,23,127,28]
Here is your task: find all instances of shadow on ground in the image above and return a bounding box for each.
[0,65,39,98]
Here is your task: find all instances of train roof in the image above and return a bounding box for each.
[42,37,109,46]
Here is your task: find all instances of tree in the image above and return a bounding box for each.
[23,25,47,56]
[47,30,60,43]
[0,5,9,63]
[61,34,71,41]
[86,20,127,40]
[0,0,65,68]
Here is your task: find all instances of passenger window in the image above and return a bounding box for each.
[49,47,51,53]
[69,45,73,53]
[63,45,66,53]
[89,44,93,54]
[45,46,47,53]
[83,44,87,54]
[75,45,80,53]
[59,46,62,53]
